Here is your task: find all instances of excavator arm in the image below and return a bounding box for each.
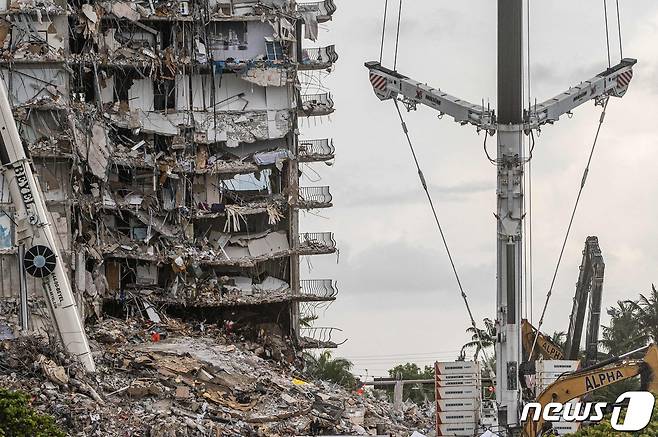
[0,80,95,371]
[564,237,605,366]
[522,319,565,361]
[523,344,658,436]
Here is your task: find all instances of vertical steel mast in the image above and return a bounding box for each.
[496,0,524,430]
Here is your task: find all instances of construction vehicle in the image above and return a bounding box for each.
[366,56,635,428]
[523,344,658,436]
[565,236,605,366]
[522,319,564,362]
[0,80,95,372]
[522,238,604,366]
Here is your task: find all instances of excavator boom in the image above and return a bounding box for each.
[524,344,658,436]
[522,319,565,361]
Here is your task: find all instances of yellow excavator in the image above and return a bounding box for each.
[522,319,565,362]
[523,343,658,436]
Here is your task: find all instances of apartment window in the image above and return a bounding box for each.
[265,40,283,61]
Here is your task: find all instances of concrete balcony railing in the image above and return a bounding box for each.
[299,279,338,301]
[297,0,337,23]
[299,186,332,209]
[298,232,336,255]
[299,326,345,348]
[299,45,338,70]
[299,93,334,117]
[298,138,334,162]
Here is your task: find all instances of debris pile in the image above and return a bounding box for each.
[0,317,434,436]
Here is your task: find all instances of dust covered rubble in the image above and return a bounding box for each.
[0,318,434,436]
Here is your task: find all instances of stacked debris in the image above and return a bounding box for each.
[0,317,434,436]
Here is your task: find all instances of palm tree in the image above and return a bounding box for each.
[461,318,496,361]
[601,300,648,356]
[627,285,658,343]
[550,331,567,350]
[304,350,355,388]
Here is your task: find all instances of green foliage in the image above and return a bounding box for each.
[460,318,496,361]
[386,363,435,404]
[0,388,65,437]
[304,350,356,389]
[566,403,658,436]
[626,285,658,344]
[601,301,649,356]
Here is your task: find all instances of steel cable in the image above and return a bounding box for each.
[392,99,495,378]
[379,0,388,64]
[529,98,610,358]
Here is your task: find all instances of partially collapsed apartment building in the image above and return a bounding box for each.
[0,0,339,353]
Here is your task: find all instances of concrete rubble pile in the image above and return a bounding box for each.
[0,316,434,436]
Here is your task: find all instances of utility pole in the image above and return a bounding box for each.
[495,0,524,430]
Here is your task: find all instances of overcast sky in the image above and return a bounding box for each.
[297,0,658,379]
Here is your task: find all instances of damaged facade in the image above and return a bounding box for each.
[0,0,339,355]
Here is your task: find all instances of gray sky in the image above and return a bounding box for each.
[298,0,658,379]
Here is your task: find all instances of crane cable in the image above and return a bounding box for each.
[392,99,495,379]
[603,0,611,67]
[615,0,624,59]
[530,0,625,360]
[379,0,388,63]
[393,0,403,70]
[529,98,610,359]
[525,0,534,323]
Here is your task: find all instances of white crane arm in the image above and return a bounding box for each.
[0,80,95,372]
[529,58,637,128]
[365,61,495,130]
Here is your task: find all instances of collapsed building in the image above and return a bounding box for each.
[0,0,340,357]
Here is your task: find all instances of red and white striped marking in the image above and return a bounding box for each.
[369,73,388,91]
[617,69,633,88]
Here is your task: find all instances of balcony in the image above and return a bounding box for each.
[298,232,336,255]
[297,0,337,23]
[298,138,335,162]
[299,45,338,71]
[299,93,334,117]
[299,186,332,209]
[297,279,338,301]
[299,327,345,348]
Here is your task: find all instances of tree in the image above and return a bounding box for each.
[460,318,496,361]
[567,402,658,436]
[0,389,65,437]
[550,331,567,350]
[600,301,648,356]
[627,285,658,343]
[386,363,435,404]
[304,350,356,389]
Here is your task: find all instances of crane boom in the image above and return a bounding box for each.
[365,58,636,133]
[366,9,636,430]
[365,61,496,131]
[528,59,637,129]
[0,80,95,372]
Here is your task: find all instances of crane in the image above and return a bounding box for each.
[366,7,636,427]
[523,344,658,436]
[564,236,605,367]
[0,80,95,372]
